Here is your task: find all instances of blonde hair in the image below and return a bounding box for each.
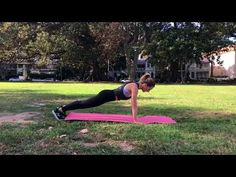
[139,73,155,87]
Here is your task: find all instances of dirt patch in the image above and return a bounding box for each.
[104,140,135,152]
[80,140,136,152]
[80,139,136,152]
[0,112,41,124]
[79,132,136,152]
[82,142,99,148]
[28,102,46,108]
[0,143,8,154]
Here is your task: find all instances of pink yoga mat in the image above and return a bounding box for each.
[65,112,176,124]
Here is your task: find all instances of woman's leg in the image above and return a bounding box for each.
[62,90,116,112]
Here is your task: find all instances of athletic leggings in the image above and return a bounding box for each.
[62,90,116,112]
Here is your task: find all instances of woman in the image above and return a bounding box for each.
[52,73,155,123]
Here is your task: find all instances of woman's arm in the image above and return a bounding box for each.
[130,83,138,121]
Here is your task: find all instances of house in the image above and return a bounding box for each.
[0,63,17,80]
[211,46,236,79]
[188,45,236,81]
[108,53,155,82]
[136,58,155,78]
[0,57,58,81]
[188,57,210,81]
[0,60,33,80]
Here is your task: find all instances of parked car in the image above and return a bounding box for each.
[32,78,55,82]
[9,76,24,82]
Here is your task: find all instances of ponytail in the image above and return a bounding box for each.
[139,73,151,84]
[139,73,155,88]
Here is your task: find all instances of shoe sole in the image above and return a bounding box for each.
[52,110,61,121]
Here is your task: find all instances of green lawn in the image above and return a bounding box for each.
[0,82,236,154]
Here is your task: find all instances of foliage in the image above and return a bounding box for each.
[0,22,236,82]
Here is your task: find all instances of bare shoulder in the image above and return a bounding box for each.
[126,82,138,91]
[126,82,137,87]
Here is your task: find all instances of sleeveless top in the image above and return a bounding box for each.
[113,82,139,100]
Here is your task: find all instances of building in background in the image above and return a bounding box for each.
[187,45,236,81]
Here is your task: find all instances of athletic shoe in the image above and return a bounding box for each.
[52,107,67,121]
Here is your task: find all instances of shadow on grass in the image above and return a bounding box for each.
[0,88,161,100]
[1,89,236,120]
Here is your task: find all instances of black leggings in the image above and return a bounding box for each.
[62,90,116,112]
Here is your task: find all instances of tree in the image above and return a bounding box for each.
[149,22,236,82]
[119,22,158,81]
[0,22,39,79]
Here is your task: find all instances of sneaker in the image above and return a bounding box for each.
[52,107,67,121]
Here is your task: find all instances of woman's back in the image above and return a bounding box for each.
[113,82,139,100]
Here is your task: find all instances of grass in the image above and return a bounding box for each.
[0,82,236,154]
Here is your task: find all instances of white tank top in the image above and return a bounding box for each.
[123,84,131,97]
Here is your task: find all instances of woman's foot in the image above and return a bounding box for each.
[52,106,67,121]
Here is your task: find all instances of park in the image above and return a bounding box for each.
[0,22,235,154]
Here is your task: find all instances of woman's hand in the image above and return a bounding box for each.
[133,117,144,124]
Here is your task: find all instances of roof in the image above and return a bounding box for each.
[217,44,236,54]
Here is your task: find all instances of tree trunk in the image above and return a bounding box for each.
[130,50,138,81]
[126,57,132,80]
[92,59,101,81]
[170,62,179,82]
[210,61,214,77]
[180,61,184,83]
[23,64,28,80]
[184,63,191,82]
[124,45,132,80]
